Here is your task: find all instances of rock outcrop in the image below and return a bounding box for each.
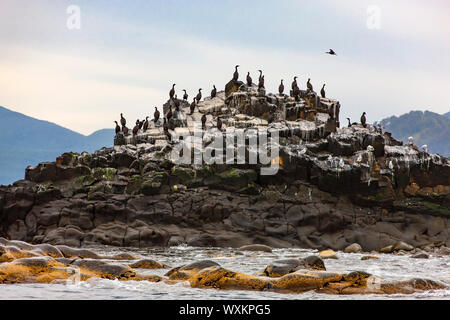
[0,82,448,253]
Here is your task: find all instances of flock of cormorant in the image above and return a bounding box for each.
[115,48,370,139]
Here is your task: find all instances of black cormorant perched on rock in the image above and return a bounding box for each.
[293,84,300,100]
[143,117,149,132]
[196,89,202,102]
[132,122,139,136]
[233,65,240,81]
[201,113,207,129]
[211,85,217,98]
[189,98,196,115]
[246,72,252,86]
[169,84,176,99]
[258,75,265,89]
[258,70,263,83]
[122,125,129,135]
[217,117,222,131]
[182,89,188,101]
[166,106,173,121]
[114,121,120,134]
[279,80,284,95]
[321,84,326,98]
[361,112,367,128]
[291,76,298,91]
[120,113,126,127]
[347,118,351,128]
[307,78,313,91]
[163,118,171,141]
[326,49,337,55]
[154,107,160,123]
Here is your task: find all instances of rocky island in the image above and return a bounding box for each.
[0,73,449,295]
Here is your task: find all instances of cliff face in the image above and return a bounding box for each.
[0,83,449,251]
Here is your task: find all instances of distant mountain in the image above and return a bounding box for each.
[379,110,450,157]
[0,106,114,185]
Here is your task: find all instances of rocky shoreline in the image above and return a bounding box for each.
[0,238,447,295]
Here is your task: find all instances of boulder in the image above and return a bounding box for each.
[319,249,338,259]
[344,243,362,253]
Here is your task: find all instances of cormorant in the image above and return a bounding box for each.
[211,85,217,98]
[361,112,367,128]
[114,121,120,135]
[154,107,160,123]
[278,79,284,95]
[189,98,196,115]
[166,106,173,121]
[293,84,300,100]
[169,84,176,99]
[120,113,126,127]
[307,78,313,91]
[143,116,149,131]
[258,75,265,89]
[233,65,240,81]
[258,70,263,83]
[326,49,337,55]
[196,88,202,102]
[132,122,139,136]
[320,84,326,98]
[291,76,298,91]
[347,118,351,128]
[182,89,188,101]
[201,113,207,129]
[246,72,252,86]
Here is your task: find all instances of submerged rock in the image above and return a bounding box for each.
[238,244,273,253]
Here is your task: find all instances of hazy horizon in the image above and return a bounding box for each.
[1,0,449,135]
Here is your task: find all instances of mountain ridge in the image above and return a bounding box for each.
[0,106,113,185]
[378,110,449,157]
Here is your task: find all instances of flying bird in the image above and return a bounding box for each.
[326,49,337,55]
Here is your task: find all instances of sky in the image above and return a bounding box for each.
[0,0,449,135]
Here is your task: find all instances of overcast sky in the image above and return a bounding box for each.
[0,0,449,135]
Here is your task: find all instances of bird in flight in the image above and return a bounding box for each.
[326,49,337,55]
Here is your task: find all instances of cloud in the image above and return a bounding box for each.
[0,0,448,135]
